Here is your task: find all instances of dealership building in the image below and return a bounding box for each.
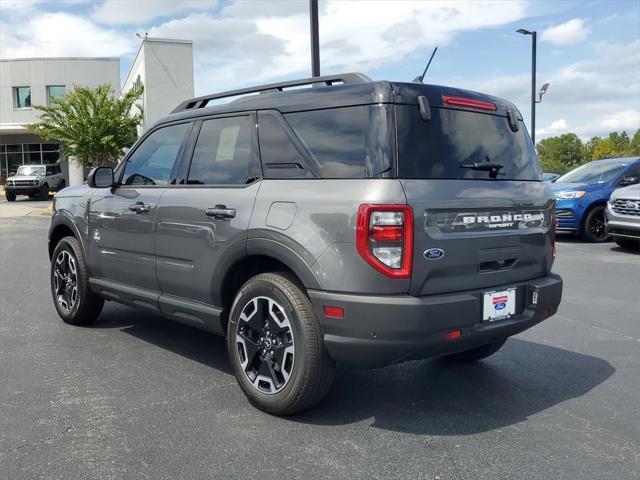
[0,37,193,181]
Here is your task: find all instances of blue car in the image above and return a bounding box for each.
[551,157,640,242]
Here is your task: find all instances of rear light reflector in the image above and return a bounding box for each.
[323,306,344,319]
[444,330,462,341]
[356,204,413,279]
[372,225,403,241]
[442,95,497,111]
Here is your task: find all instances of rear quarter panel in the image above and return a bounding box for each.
[249,179,410,294]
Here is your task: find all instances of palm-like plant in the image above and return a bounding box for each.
[29,83,144,168]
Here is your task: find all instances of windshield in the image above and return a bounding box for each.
[556,161,629,184]
[396,106,541,181]
[16,166,45,176]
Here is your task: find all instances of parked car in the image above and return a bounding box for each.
[606,184,640,250]
[551,157,640,242]
[5,164,66,201]
[542,172,560,182]
[47,73,563,414]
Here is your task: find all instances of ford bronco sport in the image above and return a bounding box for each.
[48,73,563,415]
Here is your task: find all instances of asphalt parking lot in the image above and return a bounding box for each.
[1,202,639,480]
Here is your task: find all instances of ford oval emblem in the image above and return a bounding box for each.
[625,201,639,210]
[423,248,445,260]
[495,302,506,310]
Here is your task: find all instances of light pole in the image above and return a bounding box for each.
[516,29,550,144]
[309,0,320,77]
[517,28,537,144]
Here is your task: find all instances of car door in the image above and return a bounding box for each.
[88,121,192,292]
[155,113,261,320]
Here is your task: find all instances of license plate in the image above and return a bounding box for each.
[482,288,516,322]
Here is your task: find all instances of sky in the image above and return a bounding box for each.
[1,0,638,142]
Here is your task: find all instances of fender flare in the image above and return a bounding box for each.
[246,237,322,290]
[48,212,87,260]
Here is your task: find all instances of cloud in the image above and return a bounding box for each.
[453,39,639,140]
[91,0,217,26]
[149,0,527,92]
[0,12,135,58]
[541,18,589,45]
[539,119,569,136]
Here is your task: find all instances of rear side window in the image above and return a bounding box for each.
[187,116,256,185]
[258,113,316,179]
[396,106,540,181]
[285,107,366,178]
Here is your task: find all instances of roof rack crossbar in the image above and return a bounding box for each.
[171,72,371,113]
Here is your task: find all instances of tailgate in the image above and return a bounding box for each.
[402,179,554,296]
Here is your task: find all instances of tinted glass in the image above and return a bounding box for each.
[187,116,254,185]
[43,152,60,163]
[14,87,31,108]
[258,113,315,179]
[556,161,630,184]
[46,85,65,105]
[285,107,366,178]
[397,106,541,181]
[122,123,190,186]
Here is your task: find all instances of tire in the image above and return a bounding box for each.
[443,339,507,363]
[38,183,49,200]
[5,190,16,202]
[614,237,640,252]
[581,205,608,242]
[50,236,104,325]
[227,272,335,415]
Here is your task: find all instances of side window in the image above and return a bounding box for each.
[285,106,366,178]
[122,123,190,186]
[258,113,315,179]
[187,116,256,185]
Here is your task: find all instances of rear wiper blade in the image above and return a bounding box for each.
[460,162,504,179]
[460,162,504,171]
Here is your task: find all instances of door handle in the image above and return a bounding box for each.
[129,202,151,214]
[205,205,236,219]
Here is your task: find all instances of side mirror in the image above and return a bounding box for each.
[87,167,115,188]
[619,176,639,187]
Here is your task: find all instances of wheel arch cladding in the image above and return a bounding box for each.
[218,251,319,333]
[48,217,84,260]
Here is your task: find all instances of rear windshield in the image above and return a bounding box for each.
[396,106,541,181]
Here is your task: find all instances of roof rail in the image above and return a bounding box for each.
[171,72,372,113]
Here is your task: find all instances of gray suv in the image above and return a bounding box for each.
[48,73,563,414]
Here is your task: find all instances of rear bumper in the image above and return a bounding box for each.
[309,274,563,368]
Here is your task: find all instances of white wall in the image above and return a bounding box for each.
[0,58,120,128]
[121,38,194,133]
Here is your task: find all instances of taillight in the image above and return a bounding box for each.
[442,95,497,111]
[356,204,413,279]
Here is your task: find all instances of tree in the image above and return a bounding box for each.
[583,136,601,161]
[609,131,630,153]
[29,84,143,168]
[630,129,640,155]
[536,133,585,173]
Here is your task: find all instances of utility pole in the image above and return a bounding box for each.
[309,0,320,77]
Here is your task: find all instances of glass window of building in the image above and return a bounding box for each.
[46,85,66,105]
[13,86,31,109]
[1,143,60,177]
